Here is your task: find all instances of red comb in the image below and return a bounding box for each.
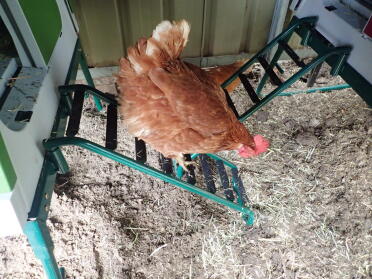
[253,135,269,155]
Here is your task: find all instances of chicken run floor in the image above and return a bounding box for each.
[1,61,371,279]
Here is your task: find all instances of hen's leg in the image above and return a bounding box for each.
[174,154,188,172]
[173,154,197,172]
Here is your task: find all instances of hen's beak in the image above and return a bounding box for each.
[237,145,255,158]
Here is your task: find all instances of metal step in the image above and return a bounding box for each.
[185,154,196,185]
[105,102,117,150]
[238,73,260,104]
[257,56,283,86]
[307,62,322,87]
[159,154,173,174]
[215,159,234,201]
[135,138,147,163]
[66,89,85,136]
[231,168,248,205]
[200,154,217,194]
[278,40,306,68]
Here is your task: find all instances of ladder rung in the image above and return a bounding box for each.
[185,154,196,185]
[66,89,85,136]
[238,74,260,104]
[215,160,234,201]
[135,138,147,163]
[257,56,283,86]
[223,88,239,118]
[278,40,306,68]
[301,26,312,46]
[159,154,173,174]
[275,62,284,74]
[231,168,248,205]
[330,53,348,76]
[307,62,322,87]
[105,103,117,150]
[200,155,216,193]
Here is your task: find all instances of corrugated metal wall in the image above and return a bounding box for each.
[69,0,302,67]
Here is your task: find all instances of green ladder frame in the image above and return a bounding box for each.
[221,16,353,122]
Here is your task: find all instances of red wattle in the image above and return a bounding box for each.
[253,135,269,155]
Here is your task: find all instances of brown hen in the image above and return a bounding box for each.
[117,20,268,169]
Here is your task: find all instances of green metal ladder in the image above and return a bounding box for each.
[221,16,352,122]
[43,83,255,226]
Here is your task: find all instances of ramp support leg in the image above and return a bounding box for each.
[24,220,65,279]
[23,158,65,279]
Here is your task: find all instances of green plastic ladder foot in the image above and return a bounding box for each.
[242,211,255,226]
[24,220,64,279]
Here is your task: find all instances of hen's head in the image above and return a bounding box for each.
[228,122,269,158]
[237,135,269,158]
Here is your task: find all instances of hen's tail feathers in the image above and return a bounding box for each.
[149,19,190,59]
[120,20,190,75]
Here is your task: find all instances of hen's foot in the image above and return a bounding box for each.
[175,155,197,173]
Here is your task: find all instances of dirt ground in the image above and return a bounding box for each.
[0,61,371,279]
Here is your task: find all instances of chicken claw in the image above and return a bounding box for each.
[174,154,197,173]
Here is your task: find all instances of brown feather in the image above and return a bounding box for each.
[202,60,252,92]
[116,20,255,160]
